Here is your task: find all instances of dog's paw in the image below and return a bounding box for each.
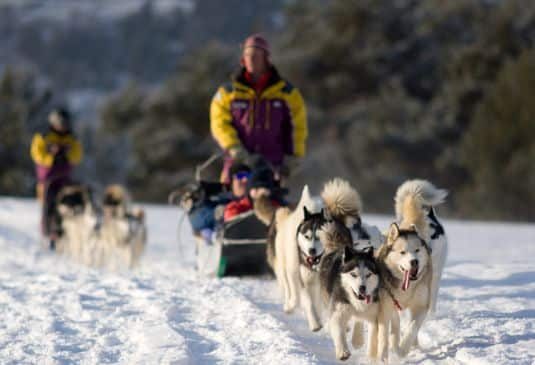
[336,349,351,361]
[310,324,322,332]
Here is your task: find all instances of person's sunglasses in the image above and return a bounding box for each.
[233,171,250,181]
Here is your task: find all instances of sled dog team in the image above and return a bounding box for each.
[267,178,448,362]
[53,184,147,269]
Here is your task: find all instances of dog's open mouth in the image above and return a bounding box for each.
[305,254,322,268]
[400,265,419,291]
[409,266,419,280]
[355,291,372,304]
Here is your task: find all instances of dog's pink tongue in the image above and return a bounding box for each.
[402,270,410,291]
[366,295,371,304]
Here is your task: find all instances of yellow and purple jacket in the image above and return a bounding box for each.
[210,67,307,167]
[30,129,83,182]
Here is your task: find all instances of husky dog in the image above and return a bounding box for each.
[319,178,386,360]
[376,181,445,358]
[268,185,325,331]
[55,184,98,261]
[394,179,448,314]
[99,184,147,268]
[321,178,383,250]
[320,245,382,361]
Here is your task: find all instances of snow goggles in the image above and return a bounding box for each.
[233,171,251,181]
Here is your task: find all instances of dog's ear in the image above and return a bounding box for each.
[343,245,355,263]
[387,223,400,244]
[303,206,312,221]
[299,185,311,203]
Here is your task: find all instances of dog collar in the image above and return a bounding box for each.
[383,285,403,311]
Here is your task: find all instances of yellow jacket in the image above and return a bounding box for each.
[210,67,307,165]
[30,130,83,167]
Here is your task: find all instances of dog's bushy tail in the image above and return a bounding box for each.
[321,178,362,221]
[395,179,447,231]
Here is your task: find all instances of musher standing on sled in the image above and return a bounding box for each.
[210,34,308,183]
[30,107,83,246]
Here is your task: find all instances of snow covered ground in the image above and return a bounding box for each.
[0,197,534,364]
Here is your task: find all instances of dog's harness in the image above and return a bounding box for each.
[379,265,404,311]
[383,283,403,311]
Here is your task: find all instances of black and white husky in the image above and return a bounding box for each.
[268,185,326,331]
[319,246,381,361]
[318,178,385,361]
[55,184,98,261]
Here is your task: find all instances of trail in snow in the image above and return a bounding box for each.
[0,197,534,364]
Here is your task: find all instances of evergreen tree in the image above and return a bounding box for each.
[460,48,535,220]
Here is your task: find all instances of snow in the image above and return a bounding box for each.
[0,197,534,364]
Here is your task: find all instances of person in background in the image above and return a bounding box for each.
[210,33,308,183]
[30,107,83,244]
[30,107,83,203]
[189,163,251,244]
[223,165,282,223]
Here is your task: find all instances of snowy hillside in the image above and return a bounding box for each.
[0,197,534,364]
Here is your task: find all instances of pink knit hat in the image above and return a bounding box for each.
[242,34,270,55]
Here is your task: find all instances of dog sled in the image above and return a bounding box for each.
[171,154,283,278]
[194,209,271,277]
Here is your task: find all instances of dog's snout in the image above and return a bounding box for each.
[359,285,366,294]
[410,259,418,267]
[308,248,316,256]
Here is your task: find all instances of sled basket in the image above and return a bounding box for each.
[217,210,270,277]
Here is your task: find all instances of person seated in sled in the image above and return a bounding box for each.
[30,107,83,244]
[223,164,283,224]
[189,163,252,244]
[210,33,308,184]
